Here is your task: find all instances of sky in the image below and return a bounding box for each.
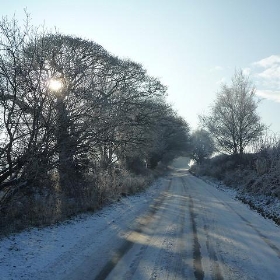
[2,0,280,134]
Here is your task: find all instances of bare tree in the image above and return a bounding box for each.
[0,14,52,187]
[0,12,191,216]
[84,57,167,171]
[26,33,112,193]
[201,70,266,154]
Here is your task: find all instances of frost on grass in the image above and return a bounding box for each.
[0,178,165,280]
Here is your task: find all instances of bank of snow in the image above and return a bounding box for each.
[0,177,168,280]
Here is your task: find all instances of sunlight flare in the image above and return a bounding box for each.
[48,79,63,91]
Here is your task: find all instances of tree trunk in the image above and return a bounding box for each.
[55,96,74,194]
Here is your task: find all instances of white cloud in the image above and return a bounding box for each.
[254,55,280,68]
[255,90,280,102]
[250,55,280,97]
[258,65,280,80]
[210,66,223,72]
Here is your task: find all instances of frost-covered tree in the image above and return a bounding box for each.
[201,70,266,154]
[0,13,190,207]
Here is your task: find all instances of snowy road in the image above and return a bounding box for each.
[1,169,280,279]
[60,170,280,279]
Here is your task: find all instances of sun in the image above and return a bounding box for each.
[48,79,63,91]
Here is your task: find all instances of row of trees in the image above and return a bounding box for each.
[190,70,266,164]
[0,15,190,204]
[0,13,267,229]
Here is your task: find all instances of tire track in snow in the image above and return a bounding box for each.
[173,183,188,279]
[149,177,188,279]
[204,224,223,280]
[188,193,205,280]
[194,175,280,260]
[181,176,223,280]
[225,202,280,259]
[181,176,205,280]
[94,178,172,280]
[186,172,280,279]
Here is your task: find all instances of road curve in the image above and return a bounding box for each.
[64,169,280,280]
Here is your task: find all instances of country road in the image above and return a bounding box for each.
[2,168,279,280]
[62,169,280,280]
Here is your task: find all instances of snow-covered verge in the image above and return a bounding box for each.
[236,193,280,224]
[0,177,168,280]
[189,151,280,226]
[197,175,280,226]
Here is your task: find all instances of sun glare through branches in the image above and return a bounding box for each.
[48,79,63,91]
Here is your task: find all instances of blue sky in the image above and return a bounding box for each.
[2,0,280,133]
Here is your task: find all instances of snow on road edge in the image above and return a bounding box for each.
[199,175,280,226]
[0,177,167,280]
